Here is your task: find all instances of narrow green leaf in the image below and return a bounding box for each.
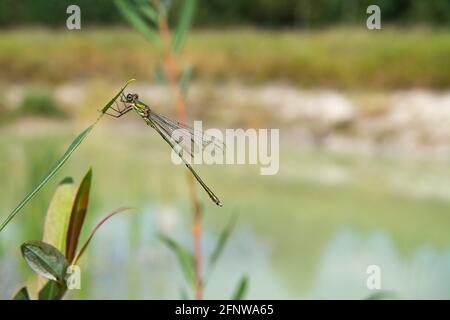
[180,286,189,300]
[13,287,30,300]
[38,281,66,300]
[21,240,68,282]
[65,169,92,264]
[161,0,173,12]
[137,0,159,23]
[172,0,197,54]
[115,0,160,44]
[232,275,248,300]
[0,126,92,233]
[158,233,195,286]
[0,79,135,234]
[155,64,167,85]
[180,64,193,96]
[208,213,237,270]
[366,290,396,300]
[72,207,131,265]
[42,177,76,253]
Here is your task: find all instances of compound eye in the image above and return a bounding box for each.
[126,93,133,101]
[133,94,139,100]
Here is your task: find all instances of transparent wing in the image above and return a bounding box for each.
[148,114,222,206]
[149,110,225,158]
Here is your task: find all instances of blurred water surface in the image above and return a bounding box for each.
[0,111,449,299]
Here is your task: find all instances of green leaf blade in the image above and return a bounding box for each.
[365,290,396,300]
[42,177,76,253]
[21,240,68,282]
[208,213,237,270]
[232,275,249,300]
[158,233,195,286]
[137,0,159,23]
[38,281,66,300]
[155,64,167,85]
[180,64,193,96]
[13,287,30,300]
[172,0,197,54]
[115,0,160,44]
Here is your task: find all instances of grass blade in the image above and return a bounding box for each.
[158,233,195,286]
[232,275,248,300]
[72,207,131,265]
[0,79,134,234]
[65,169,92,264]
[13,287,30,300]
[172,0,197,54]
[115,0,160,44]
[21,240,68,282]
[0,126,92,233]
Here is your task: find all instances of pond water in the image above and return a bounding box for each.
[0,121,449,299]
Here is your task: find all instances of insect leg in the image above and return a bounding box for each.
[113,100,123,113]
[104,106,133,118]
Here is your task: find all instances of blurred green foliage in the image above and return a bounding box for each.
[19,88,64,117]
[0,0,449,28]
[1,29,448,88]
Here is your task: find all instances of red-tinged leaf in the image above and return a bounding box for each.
[65,169,92,263]
[72,207,131,265]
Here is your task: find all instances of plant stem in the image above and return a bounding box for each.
[154,0,203,300]
[189,174,203,300]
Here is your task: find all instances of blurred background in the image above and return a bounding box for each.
[1,0,450,299]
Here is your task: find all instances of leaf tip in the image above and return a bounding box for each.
[60,177,74,185]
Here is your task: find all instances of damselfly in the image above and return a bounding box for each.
[104,92,223,207]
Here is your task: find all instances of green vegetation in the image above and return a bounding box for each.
[13,169,130,300]
[19,88,64,117]
[1,0,449,28]
[1,0,449,300]
[0,28,449,88]
[0,79,134,233]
